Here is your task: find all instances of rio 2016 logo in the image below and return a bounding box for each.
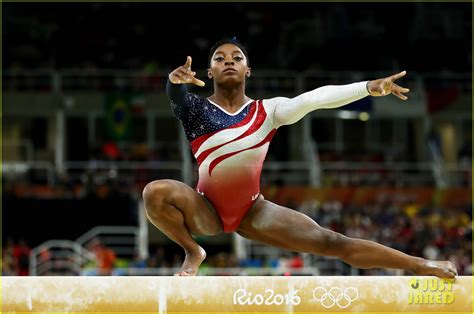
[232,286,359,308]
[311,286,359,308]
[232,288,301,306]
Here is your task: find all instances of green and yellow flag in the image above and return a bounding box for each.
[105,93,133,141]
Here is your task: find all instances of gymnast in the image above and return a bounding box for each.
[143,37,457,278]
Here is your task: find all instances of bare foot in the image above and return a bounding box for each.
[414,259,458,279]
[174,247,206,276]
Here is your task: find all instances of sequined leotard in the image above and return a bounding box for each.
[166,80,369,232]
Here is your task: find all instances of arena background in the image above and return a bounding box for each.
[2,3,472,277]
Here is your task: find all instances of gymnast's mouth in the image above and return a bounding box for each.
[223,68,237,73]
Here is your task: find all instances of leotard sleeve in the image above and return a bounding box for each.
[166,79,193,120]
[263,81,370,128]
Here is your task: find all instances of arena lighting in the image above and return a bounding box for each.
[3,276,472,312]
[359,112,370,121]
[338,110,358,119]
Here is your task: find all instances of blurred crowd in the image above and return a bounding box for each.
[5,194,471,276]
[2,239,32,276]
[4,3,469,72]
[296,197,472,275]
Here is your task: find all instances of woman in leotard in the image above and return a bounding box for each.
[143,37,457,278]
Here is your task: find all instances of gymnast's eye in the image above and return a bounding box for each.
[233,56,243,62]
[214,57,224,62]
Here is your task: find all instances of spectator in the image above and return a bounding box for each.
[90,239,117,276]
[148,247,169,268]
[288,253,304,269]
[2,239,16,276]
[13,239,31,276]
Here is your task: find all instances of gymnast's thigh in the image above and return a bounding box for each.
[143,179,223,236]
[236,198,339,254]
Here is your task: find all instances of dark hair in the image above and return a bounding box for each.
[208,37,249,67]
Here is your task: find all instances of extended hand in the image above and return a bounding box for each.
[367,71,410,100]
[169,56,205,87]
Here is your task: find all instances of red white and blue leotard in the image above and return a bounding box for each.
[166,80,369,232]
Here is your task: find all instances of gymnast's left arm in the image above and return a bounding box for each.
[270,70,410,127]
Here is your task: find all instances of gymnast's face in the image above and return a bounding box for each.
[208,44,251,86]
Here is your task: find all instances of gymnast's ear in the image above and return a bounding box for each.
[246,67,251,78]
[207,69,213,79]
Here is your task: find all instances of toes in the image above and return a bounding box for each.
[447,262,458,275]
[444,268,457,279]
[174,269,195,276]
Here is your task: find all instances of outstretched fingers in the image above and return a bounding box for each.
[383,71,410,100]
[368,70,410,99]
[184,56,192,69]
[168,56,205,86]
[191,77,206,87]
[183,56,205,86]
[392,83,410,100]
[390,70,407,82]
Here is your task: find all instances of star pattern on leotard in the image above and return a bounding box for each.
[171,92,254,142]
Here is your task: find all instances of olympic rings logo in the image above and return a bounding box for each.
[311,286,359,308]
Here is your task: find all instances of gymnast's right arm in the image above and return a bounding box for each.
[166,56,206,119]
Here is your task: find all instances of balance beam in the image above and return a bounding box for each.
[3,276,472,313]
